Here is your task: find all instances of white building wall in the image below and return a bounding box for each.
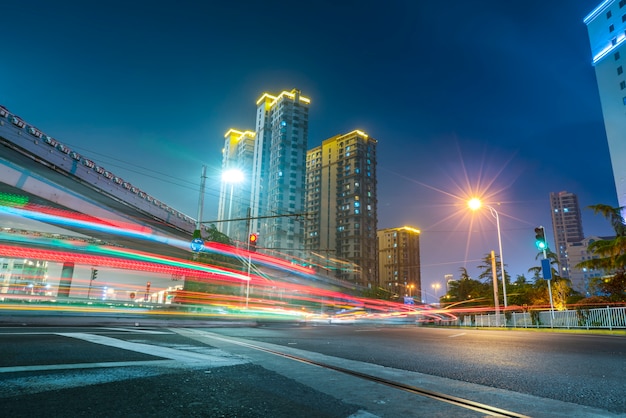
[585,0,626,209]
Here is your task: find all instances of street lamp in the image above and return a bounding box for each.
[222,168,244,237]
[431,282,441,303]
[468,198,508,308]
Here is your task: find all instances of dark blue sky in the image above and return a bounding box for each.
[1,0,616,300]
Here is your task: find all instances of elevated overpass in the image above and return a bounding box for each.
[0,104,205,257]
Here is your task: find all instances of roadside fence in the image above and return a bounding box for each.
[453,306,626,330]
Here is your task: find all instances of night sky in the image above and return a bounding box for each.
[1,0,617,301]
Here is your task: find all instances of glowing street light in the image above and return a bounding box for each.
[407,283,415,297]
[431,282,441,303]
[222,168,244,237]
[468,198,508,308]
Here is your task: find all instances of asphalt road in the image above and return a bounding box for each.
[209,324,626,413]
[0,323,624,418]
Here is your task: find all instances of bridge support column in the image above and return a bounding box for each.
[58,262,75,297]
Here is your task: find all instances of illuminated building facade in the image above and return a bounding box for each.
[251,89,310,256]
[585,1,626,210]
[377,226,421,300]
[217,129,255,244]
[550,191,585,279]
[305,130,378,287]
[566,235,612,296]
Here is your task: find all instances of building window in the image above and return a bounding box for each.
[616,51,621,60]
[621,81,626,90]
[619,66,624,75]
[623,96,626,105]
[622,14,626,22]
[608,10,613,18]
[610,24,615,33]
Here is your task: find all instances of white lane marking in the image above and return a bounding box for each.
[58,332,247,367]
[0,360,176,374]
[101,327,171,334]
[448,333,466,338]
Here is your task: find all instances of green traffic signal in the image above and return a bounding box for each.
[534,226,547,250]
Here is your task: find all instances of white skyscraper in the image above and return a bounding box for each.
[250,89,310,257]
[217,129,255,244]
[585,1,626,209]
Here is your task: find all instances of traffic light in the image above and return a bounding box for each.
[534,226,547,250]
[91,268,98,281]
[249,233,258,251]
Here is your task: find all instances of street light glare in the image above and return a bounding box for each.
[468,198,482,211]
[222,168,244,183]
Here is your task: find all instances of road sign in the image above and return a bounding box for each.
[190,238,204,252]
[541,258,552,280]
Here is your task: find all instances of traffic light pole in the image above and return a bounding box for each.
[537,225,555,320]
[245,207,251,309]
[544,244,555,320]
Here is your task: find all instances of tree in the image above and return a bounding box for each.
[204,224,232,244]
[476,252,509,284]
[576,204,626,302]
[506,274,535,307]
[444,267,490,307]
[527,249,574,309]
[527,248,561,280]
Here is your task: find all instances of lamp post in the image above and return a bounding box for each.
[221,168,244,238]
[431,282,441,303]
[468,198,508,308]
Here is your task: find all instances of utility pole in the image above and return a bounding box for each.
[490,250,500,327]
[195,165,207,236]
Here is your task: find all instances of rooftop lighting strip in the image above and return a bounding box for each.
[593,33,626,64]
[584,0,614,24]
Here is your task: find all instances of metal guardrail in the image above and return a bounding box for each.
[455,306,626,330]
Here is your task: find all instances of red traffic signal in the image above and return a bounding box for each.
[249,233,258,251]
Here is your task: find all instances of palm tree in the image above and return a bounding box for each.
[443,267,489,305]
[576,204,626,302]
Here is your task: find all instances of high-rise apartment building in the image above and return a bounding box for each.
[217,129,255,244]
[377,226,421,300]
[218,89,310,255]
[550,191,585,278]
[305,130,378,287]
[567,235,612,296]
[585,1,626,210]
[251,89,310,256]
